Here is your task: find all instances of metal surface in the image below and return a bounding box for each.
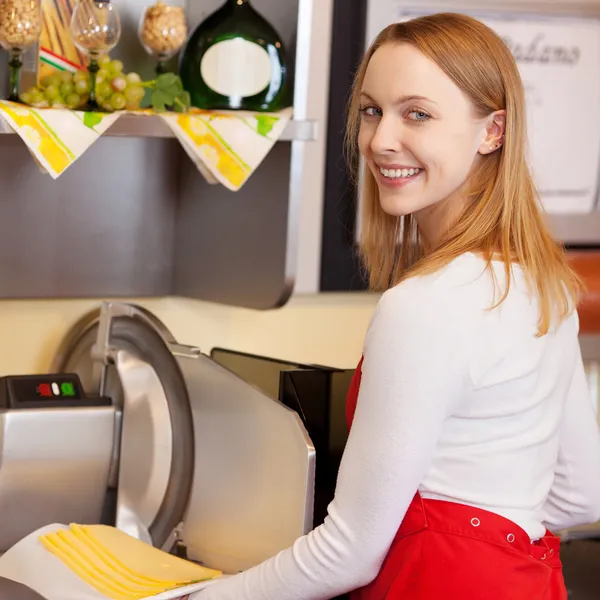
[287,0,333,294]
[52,303,180,372]
[0,406,115,552]
[113,349,174,546]
[0,135,176,298]
[177,349,315,574]
[173,142,294,308]
[53,302,316,572]
[52,303,195,550]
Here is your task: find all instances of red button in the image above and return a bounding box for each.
[37,383,52,397]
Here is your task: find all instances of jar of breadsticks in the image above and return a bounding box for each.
[139,2,187,74]
[0,0,42,101]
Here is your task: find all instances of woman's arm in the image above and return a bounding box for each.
[194,282,472,600]
[542,338,600,532]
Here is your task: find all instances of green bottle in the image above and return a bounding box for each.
[179,0,290,112]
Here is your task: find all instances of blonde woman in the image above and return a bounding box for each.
[195,13,600,600]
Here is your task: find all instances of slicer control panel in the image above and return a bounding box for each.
[0,374,111,409]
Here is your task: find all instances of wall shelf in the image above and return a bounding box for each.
[0,0,327,310]
[0,113,318,141]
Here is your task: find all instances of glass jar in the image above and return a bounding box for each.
[0,0,42,101]
[139,1,187,74]
[70,0,121,109]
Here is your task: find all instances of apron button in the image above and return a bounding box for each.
[507,533,515,543]
[470,518,481,527]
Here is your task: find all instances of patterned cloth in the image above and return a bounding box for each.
[0,101,292,190]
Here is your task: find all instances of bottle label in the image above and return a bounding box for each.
[200,38,272,98]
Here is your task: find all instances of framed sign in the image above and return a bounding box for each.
[362,3,600,215]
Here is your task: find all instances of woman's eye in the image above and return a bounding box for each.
[408,110,430,122]
[360,106,382,117]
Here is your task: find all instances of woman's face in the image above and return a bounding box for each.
[358,43,502,245]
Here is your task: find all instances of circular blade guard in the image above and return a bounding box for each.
[51,303,195,551]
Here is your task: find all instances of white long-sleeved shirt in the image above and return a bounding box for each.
[195,252,600,600]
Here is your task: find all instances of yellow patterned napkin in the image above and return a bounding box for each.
[0,100,120,178]
[0,101,292,190]
[158,107,292,191]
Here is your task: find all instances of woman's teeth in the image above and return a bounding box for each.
[379,167,421,179]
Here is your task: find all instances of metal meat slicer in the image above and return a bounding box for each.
[0,302,315,575]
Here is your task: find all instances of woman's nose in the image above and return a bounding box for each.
[370,118,403,155]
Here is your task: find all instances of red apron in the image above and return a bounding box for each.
[345,358,567,600]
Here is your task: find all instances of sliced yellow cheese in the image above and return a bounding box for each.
[40,534,138,600]
[80,525,221,583]
[54,530,175,595]
[38,523,221,600]
[69,524,172,587]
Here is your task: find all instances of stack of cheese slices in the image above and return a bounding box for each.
[0,523,223,600]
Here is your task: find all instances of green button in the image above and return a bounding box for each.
[61,382,75,397]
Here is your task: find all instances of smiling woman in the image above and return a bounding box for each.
[356,43,499,240]
[191,12,600,600]
[346,14,578,339]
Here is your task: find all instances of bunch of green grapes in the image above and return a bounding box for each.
[94,55,145,111]
[19,55,146,111]
[20,69,91,109]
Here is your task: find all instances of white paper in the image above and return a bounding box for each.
[0,524,106,600]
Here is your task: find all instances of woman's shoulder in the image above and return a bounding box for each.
[371,253,490,340]
[383,252,492,312]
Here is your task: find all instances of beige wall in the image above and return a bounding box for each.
[0,293,380,376]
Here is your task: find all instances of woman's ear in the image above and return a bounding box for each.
[478,110,506,155]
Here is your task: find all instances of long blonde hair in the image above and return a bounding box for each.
[346,12,581,335]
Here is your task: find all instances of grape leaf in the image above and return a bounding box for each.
[158,80,180,94]
[156,73,180,88]
[166,84,183,99]
[156,74,183,97]
[145,73,191,113]
[151,89,170,112]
